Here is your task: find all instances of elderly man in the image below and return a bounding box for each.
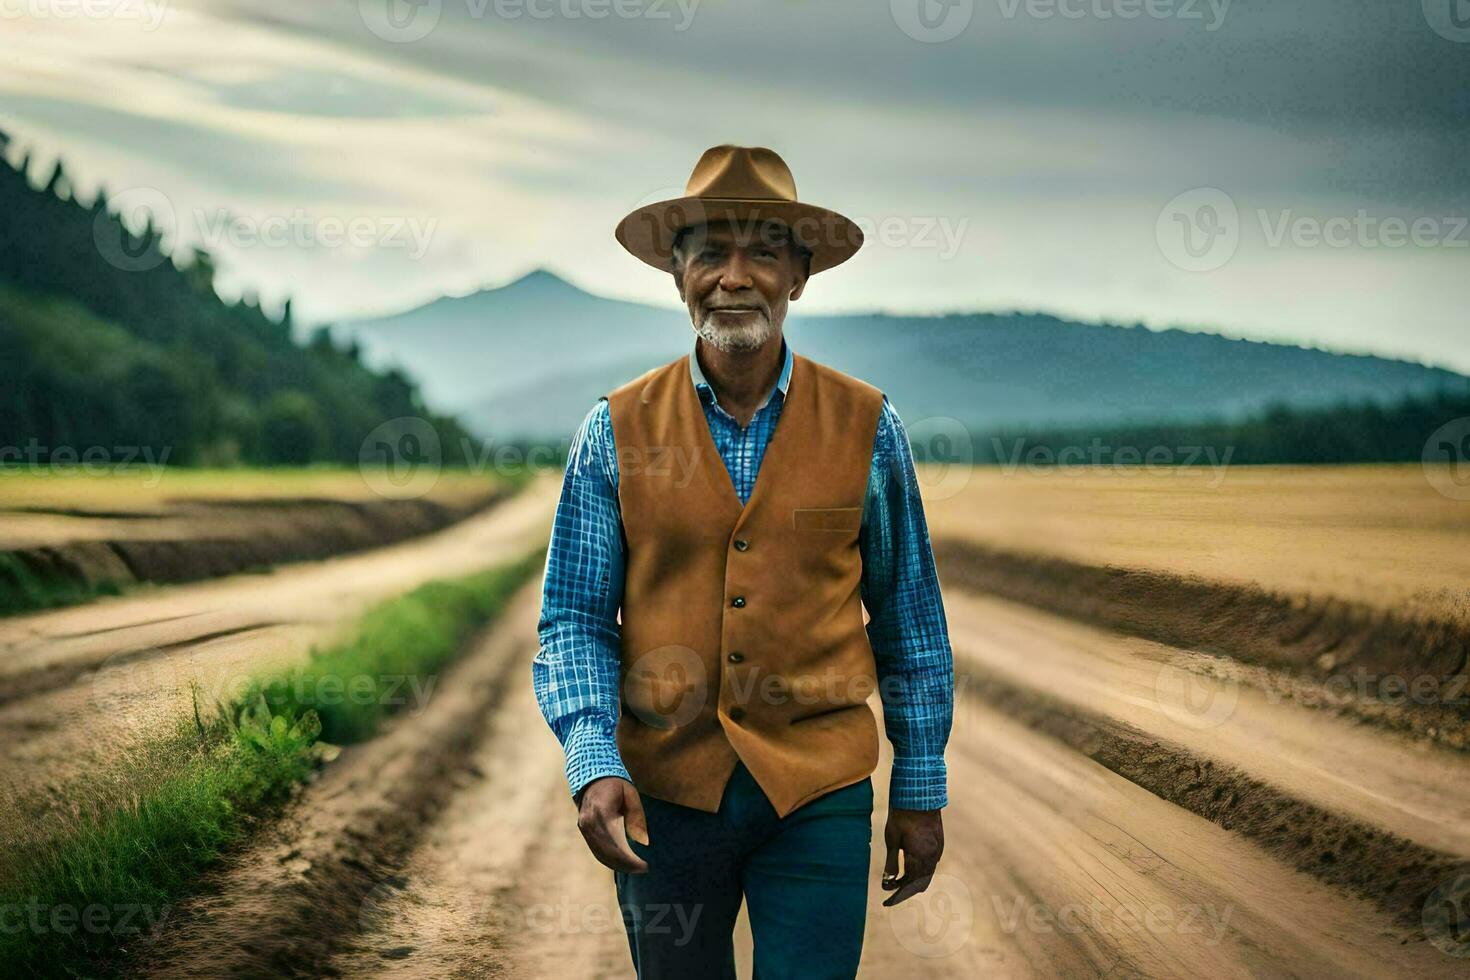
[533,145,954,979]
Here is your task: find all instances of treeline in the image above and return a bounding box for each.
[960,387,1470,466]
[0,128,479,467]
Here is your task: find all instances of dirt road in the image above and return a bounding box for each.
[0,472,560,799]
[136,580,1468,978]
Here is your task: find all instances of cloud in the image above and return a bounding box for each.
[0,0,1463,370]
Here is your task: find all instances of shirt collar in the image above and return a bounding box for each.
[690,335,793,412]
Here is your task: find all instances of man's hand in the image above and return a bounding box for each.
[880,807,943,907]
[575,776,650,874]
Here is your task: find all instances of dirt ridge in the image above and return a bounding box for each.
[1,489,515,612]
[936,539,1470,728]
[964,667,1470,933]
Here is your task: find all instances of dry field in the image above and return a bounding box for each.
[0,468,509,549]
[922,463,1470,623]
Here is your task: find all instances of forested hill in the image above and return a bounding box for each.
[0,128,475,467]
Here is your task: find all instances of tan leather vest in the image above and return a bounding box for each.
[605,349,885,818]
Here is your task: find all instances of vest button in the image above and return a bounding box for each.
[731,596,746,608]
[728,706,746,721]
[728,651,744,663]
[733,538,749,551]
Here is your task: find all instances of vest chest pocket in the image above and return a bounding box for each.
[791,507,863,532]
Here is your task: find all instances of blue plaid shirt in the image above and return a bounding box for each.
[533,336,954,811]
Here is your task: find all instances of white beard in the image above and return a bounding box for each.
[695,310,775,353]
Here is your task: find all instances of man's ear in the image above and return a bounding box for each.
[789,270,808,302]
[671,263,686,301]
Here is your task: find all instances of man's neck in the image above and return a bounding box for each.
[694,333,785,428]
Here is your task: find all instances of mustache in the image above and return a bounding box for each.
[705,300,767,312]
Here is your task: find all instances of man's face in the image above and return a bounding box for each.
[673,219,808,353]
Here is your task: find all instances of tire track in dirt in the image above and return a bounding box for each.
[132,580,546,978]
[853,704,1457,978]
[327,645,631,979]
[0,622,280,708]
[945,591,1470,862]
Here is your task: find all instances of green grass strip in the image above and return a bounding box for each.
[249,548,544,744]
[0,548,544,978]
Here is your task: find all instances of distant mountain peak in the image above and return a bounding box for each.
[497,267,585,295]
[386,267,598,322]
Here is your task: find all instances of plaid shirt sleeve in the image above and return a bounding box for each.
[533,398,633,802]
[860,395,955,811]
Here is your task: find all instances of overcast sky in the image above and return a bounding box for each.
[2,0,1466,370]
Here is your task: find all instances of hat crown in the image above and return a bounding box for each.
[615,143,862,275]
[684,145,798,202]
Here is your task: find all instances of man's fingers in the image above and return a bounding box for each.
[579,809,649,874]
[588,815,649,873]
[882,836,940,905]
[881,872,934,907]
[881,842,901,890]
[607,813,651,872]
[623,786,650,847]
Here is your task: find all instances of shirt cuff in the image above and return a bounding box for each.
[562,712,633,802]
[888,754,948,810]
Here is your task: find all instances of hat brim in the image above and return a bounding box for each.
[614,197,864,276]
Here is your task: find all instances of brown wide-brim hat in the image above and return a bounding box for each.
[615,145,864,276]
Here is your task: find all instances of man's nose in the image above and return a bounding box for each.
[717,252,753,290]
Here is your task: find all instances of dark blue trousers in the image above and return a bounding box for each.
[613,760,874,979]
